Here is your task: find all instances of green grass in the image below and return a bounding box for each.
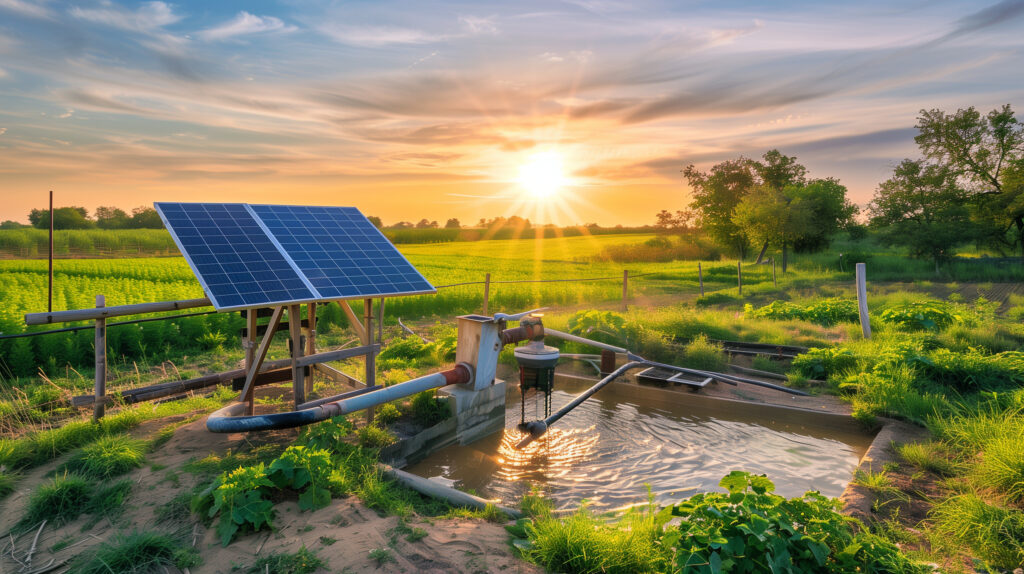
[356,425,396,448]
[0,469,16,499]
[896,441,957,476]
[247,546,325,574]
[65,434,147,479]
[368,547,395,566]
[932,493,1024,570]
[70,531,200,574]
[20,473,92,527]
[681,334,727,371]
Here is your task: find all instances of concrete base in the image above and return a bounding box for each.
[379,380,507,469]
[439,379,507,446]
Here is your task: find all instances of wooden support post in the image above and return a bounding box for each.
[305,303,317,396]
[93,295,106,421]
[339,300,367,342]
[621,270,629,311]
[772,259,777,288]
[289,304,305,408]
[600,349,616,376]
[482,273,491,316]
[364,298,375,425]
[856,263,871,339]
[737,261,742,296]
[244,310,258,371]
[698,262,704,297]
[239,306,284,415]
[378,298,384,345]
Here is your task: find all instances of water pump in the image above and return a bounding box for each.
[513,315,560,430]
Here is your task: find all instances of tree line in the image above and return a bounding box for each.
[671,103,1023,272]
[2,206,164,230]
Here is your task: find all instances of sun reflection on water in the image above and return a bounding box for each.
[494,425,599,483]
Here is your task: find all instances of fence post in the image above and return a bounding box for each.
[622,270,629,311]
[737,261,742,296]
[856,263,871,339]
[94,294,106,421]
[772,259,777,288]
[364,298,375,425]
[482,273,491,316]
[698,263,704,297]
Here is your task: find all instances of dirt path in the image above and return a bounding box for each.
[0,415,539,574]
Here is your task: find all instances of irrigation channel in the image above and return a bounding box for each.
[406,378,873,511]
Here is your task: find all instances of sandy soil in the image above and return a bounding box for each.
[0,412,540,574]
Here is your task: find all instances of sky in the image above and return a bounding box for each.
[0,0,1022,226]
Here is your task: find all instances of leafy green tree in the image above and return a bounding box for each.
[750,150,809,261]
[94,206,130,229]
[127,207,163,229]
[444,218,461,228]
[654,209,695,233]
[0,220,26,229]
[28,207,93,229]
[732,185,812,272]
[685,159,756,257]
[789,178,859,252]
[366,215,383,229]
[868,159,973,273]
[915,104,1024,258]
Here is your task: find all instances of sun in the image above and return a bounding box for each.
[517,151,567,200]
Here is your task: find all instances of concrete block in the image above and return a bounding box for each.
[439,380,507,445]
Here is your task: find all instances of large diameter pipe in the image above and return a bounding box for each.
[378,464,522,518]
[26,298,212,326]
[206,363,473,433]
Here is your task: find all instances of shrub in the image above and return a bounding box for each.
[745,298,859,326]
[792,347,858,379]
[566,310,627,346]
[375,403,402,426]
[879,301,963,331]
[357,425,396,449]
[192,463,275,546]
[410,391,450,427]
[298,416,354,451]
[65,434,147,479]
[71,531,200,574]
[911,349,1024,393]
[682,334,727,372]
[268,446,336,511]
[657,472,927,573]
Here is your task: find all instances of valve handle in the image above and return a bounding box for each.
[490,307,547,323]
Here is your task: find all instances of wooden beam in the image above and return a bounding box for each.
[305,302,317,396]
[364,298,375,425]
[294,344,378,368]
[239,305,284,415]
[26,297,212,326]
[314,363,365,387]
[244,308,257,371]
[338,300,367,341]
[289,304,305,407]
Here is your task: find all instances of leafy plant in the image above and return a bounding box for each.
[655,472,927,574]
[375,402,402,426]
[683,334,727,372]
[879,301,963,331]
[566,310,627,345]
[65,434,147,479]
[792,347,858,379]
[246,546,325,574]
[298,416,354,451]
[268,446,335,511]
[745,298,859,326]
[357,425,396,449]
[409,390,450,427]
[194,463,276,546]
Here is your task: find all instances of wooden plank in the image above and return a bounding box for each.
[26,297,212,325]
[240,319,307,339]
[94,295,106,421]
[294,344,378,368]
[306,302,317,396]
[339,300,367,341]
[73,366,299,407]
[239,306,284,414]
[289,304,305,407]
[482,273,491,316]
[244,309,257,371]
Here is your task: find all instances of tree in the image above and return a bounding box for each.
[0,220,26,229]
[127,207,163,229]
[415,219,438,228]
[444,218,461,228]
[392,221,413,229]
[915,104,1024,258]
[685,159,757,257]
[788,178,858,252]
[95,206,130,229]
[869,160,973,273]
[366,215,383,229]
[28,207,93,229]
[732,185,812,272]
[749,150,808,262]
[654,209,696,233]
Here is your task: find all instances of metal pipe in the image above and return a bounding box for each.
[206,363,473,433]
[26,298,212,325]
[544,328,627,353]
[297,385,382,410]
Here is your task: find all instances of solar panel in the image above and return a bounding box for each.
[155,203,318,310]
[250,204,435,299]
[155,202,436,311]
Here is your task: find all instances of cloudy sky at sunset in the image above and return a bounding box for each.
[1,0,1022,226]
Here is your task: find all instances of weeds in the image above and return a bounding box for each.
[65,434,147,478]
[246,546,325,574]
[70,531,200,574]
[896,441,957,476]
[19,473,92,527]
[932,493,1024,570]
[369,547,395,566]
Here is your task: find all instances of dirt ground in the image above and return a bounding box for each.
[0,412,540,574]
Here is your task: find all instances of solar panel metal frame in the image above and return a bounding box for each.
[155,202,435,311]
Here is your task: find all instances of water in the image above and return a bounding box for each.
[405,380,872,511]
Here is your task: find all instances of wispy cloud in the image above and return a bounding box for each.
[0,127,7,136]
[199,12,297,42]
[0,0,51,19]
[69,1,181,33]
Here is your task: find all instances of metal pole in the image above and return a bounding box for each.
[698,262,704,297]
[482,273,491,316]
[93,295,106,421]
[364,298,375,425]
[48,190,53,313]
[621,269,629,311]
[737,261,742,296]
[289,304,305,407]
[856,263,871,339]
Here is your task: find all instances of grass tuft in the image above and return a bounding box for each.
[70,531,200,574]
[20,473,91,527]
[932,493,1024,570]
[247,546,325,574]
[65,434,147,479]
[896,441,958,476]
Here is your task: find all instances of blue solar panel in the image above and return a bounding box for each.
[250,204,435,299]
[155,203,317,310]
[155,202,435,311]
